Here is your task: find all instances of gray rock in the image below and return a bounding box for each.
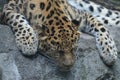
[96,72,115,80]
[0,53,21,80]
[0,67,2,80]
[0,24,120,80]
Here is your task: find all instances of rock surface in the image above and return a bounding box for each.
[0,24,120,80]
[0,53,21,80]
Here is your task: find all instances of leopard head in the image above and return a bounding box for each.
[39,20,80,71]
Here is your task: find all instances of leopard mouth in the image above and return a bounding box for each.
[58,66,72,71]
[38,49,74,71]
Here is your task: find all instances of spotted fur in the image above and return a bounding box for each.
[1,0,118,70]
[68,0,120,27]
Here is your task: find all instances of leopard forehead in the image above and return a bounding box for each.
[48,27,79,49]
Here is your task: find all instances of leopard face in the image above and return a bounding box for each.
[38,21,80,71]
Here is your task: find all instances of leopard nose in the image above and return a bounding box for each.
[63,59,74,67]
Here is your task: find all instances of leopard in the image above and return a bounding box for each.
[1,0,118,71]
